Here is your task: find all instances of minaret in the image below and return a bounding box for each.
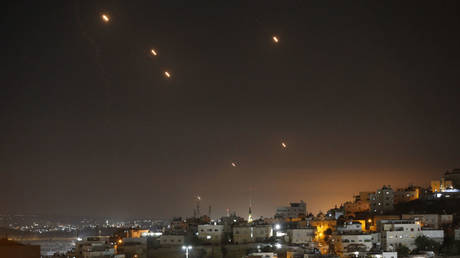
[248,200,253,223]
[248,186,254,223]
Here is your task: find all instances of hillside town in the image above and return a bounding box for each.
[3,169,460,258]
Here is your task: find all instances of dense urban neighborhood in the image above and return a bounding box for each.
[3,169,460,258]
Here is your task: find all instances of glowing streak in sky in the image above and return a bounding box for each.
[273,36,279,43]
[101,14,110,23]
[164,71,171,78]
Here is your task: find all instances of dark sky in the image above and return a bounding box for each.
[1,1,460,219]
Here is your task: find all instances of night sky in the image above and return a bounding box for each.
[1,1,460,219]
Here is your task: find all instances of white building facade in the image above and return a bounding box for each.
[333,233,374,256]
[380,220,422,251]
[287,228,316,244]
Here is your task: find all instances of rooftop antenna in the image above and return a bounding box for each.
[208,205,212,218]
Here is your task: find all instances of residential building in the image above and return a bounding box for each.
[337,221,362,234]
[371,215,401,231]
[444,168,460,188]
[370,186,394,214]
[168,217,187,234]
[431,177,453,192]
[232,224,273,244]
[127,229,149,238]
[440,214,453,225]
[117,238,147,258]
[354,192,373,203]
[367,252,397,258]
[197,224,224,244]
[379,220,422,251]
[455,229,460,241]
[73,236,116,258]
[253,225,273,242]
[287,228,316,244]
[326,207,345,220]
[401,214,453,229]
[422,230,444,244]
[333,233,374,256]
[158,235,184,246]
[275,201,307,219]
[401,214,438,229]
[248,252,278,258]
[394,186,420,204]
[344,201,370,216]
[233,226,254,244]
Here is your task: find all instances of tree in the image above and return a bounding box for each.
[396,244,410,257]
[324,228,333,241]
[415,235,441,254]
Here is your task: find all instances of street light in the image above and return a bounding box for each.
[182,245,192,258]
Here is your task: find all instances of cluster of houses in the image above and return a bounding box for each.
[70,200,451,258]
[69,169,460,258]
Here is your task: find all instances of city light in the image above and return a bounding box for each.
[275,243,282,249]
[275,224,281,230]
[182,245,192,258]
